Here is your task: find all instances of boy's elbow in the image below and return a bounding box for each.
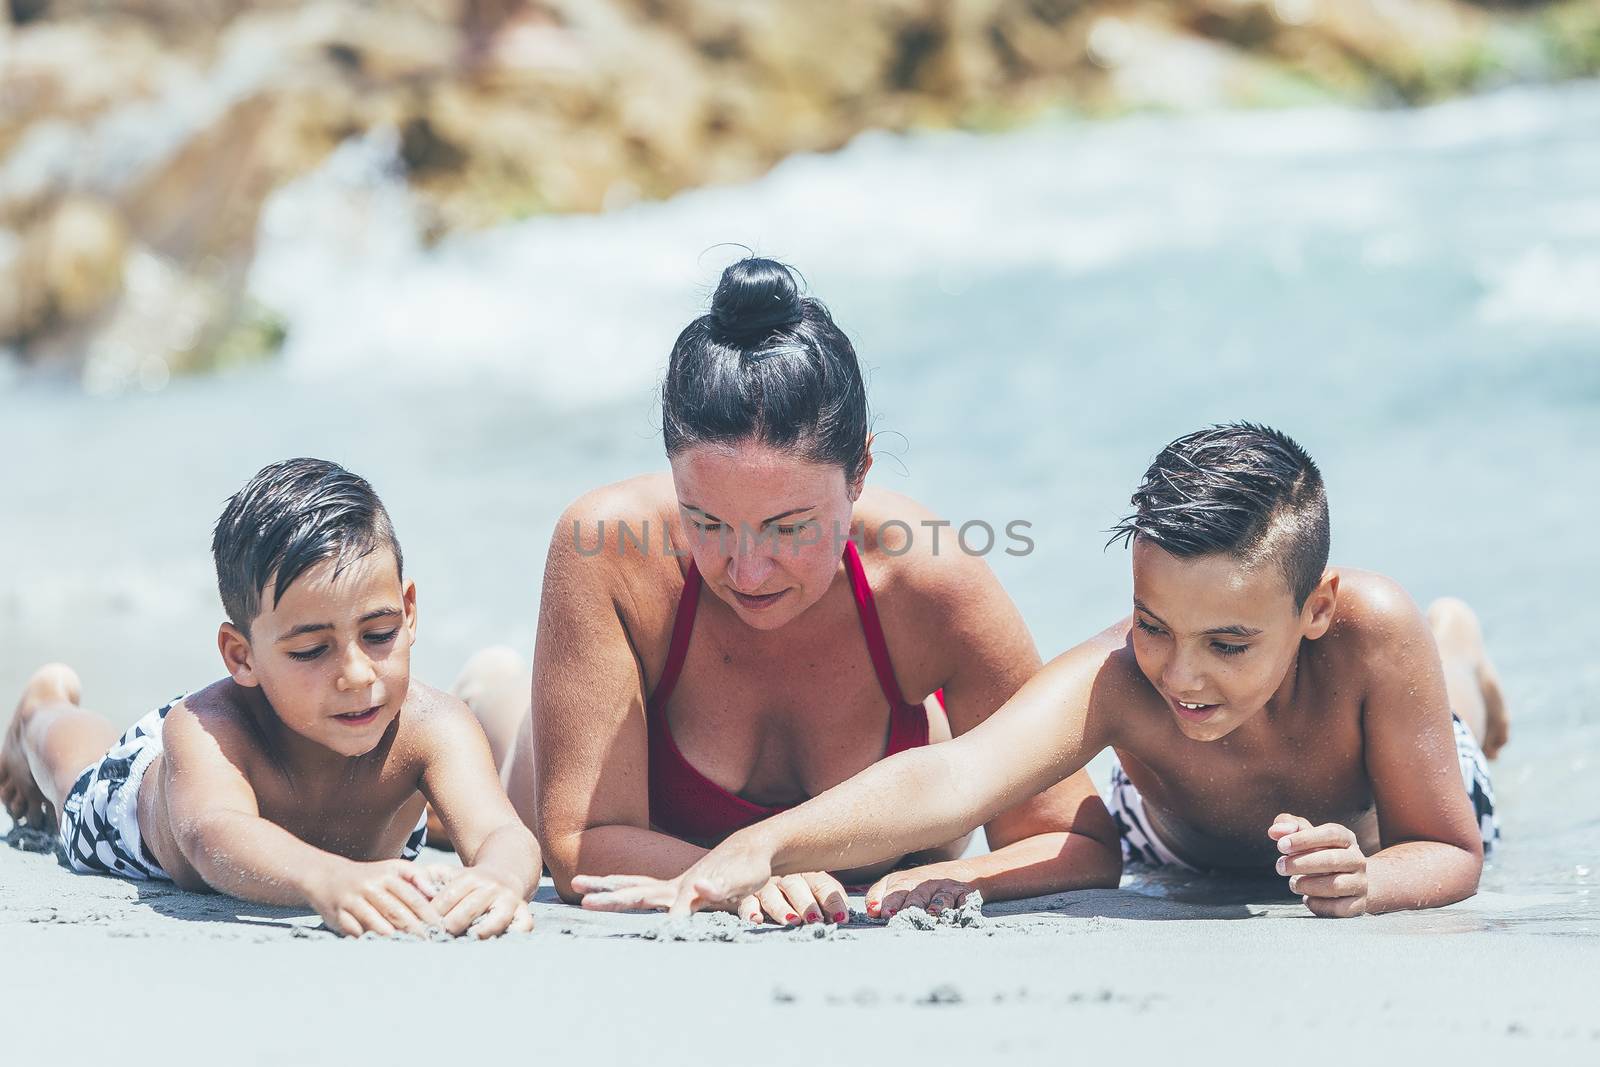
[172,812,236,883]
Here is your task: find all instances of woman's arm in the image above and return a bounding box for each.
[527,493,711,902]
[867,519,1121,909]
[579,638,1118,914]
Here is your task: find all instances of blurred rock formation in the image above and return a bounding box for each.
[2,0,1596,383]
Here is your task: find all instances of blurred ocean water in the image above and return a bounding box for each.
[4,83,1596,921]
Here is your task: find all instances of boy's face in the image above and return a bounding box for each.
[1129,537,1333,742]
[219,546,416,758]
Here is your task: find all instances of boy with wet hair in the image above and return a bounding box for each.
[0,459,541,938]
[577,422,1507,919]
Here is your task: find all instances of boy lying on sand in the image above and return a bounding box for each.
[0,459,540,938]
[577,423,1508,918]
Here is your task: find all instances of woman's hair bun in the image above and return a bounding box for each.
[708,257,804,340]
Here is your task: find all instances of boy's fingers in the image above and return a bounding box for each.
[406,865,457,896]
[1289,873,1365,898]
[579,888,653,913]
[349,898,396,937]
[1277,822,1357,855]
[1268,813,1313,839]
[572,874,654,894]
[1278,848,1362,877]
[510,902,535,933]
[428,876,476,917]
[443,886,496,936]
[372,888,428,934]
[386,876,446,928]
[470,898,516,940]
[1305,894,1367,919]
[334,909,364,938]
[668,879,714,918]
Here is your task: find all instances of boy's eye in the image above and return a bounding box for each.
[1212,641,1249,656]
[287,646,326,662]
[774,524,806,536]
[364,628,400,645]
[1134,618,1166,637]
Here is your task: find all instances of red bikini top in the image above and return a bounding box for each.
[646,540,940,847]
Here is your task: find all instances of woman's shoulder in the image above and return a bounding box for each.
[541,472,688,641]
[851,486,1013,627]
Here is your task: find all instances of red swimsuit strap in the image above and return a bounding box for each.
[650,556,702,710]
[842,539,914,709]
[653,543,917,712]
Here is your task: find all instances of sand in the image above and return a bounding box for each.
[3,812,1595,1067]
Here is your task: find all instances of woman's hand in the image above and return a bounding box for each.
[740,872,849,925]
[864,862,978,920]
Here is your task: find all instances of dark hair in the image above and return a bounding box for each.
[212,458,404,633]
[662,256,869,484]
[1108,423,1330,609]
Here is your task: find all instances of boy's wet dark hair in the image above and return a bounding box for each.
[662,256,870,484]
[212,458,403,634]
[1109,423,1330,609]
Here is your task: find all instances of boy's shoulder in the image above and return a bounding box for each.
[392,680,483,751]
[1326,568,1426,648]
[1317,567,1433,685]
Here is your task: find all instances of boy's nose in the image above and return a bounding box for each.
[1161,651,1205,696]
[336,646,378,690]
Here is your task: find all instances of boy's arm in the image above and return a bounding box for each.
[1275,582,1483,916]
[162,703,444,936]
[865,557,1122,914]
[578,639,1115,915]
[417,699,542,936]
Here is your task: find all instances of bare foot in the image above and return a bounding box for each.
[1427,598,1510,760]
[0,664,83,828]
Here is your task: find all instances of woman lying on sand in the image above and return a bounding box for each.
[455,256,1122,924]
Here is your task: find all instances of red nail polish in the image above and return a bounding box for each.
[805,910,819,922]
[786,913,798,923]
[833,911,847,923]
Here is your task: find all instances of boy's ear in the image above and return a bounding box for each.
[402,578,418,645]
[217,622,260,687]
[1301,570,1340,640]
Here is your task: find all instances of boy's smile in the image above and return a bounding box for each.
[1129,538,1333,742]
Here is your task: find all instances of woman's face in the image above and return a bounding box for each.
[669,440,861,631]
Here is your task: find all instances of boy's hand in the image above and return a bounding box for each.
[576,839,775,918]
[421,865,535,939]
[864,864,977,921]
[310,859,447,937]
[1269,814,1370,918]
[575,871,846,925]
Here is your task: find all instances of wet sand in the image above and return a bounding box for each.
[4,808,1595,1066]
